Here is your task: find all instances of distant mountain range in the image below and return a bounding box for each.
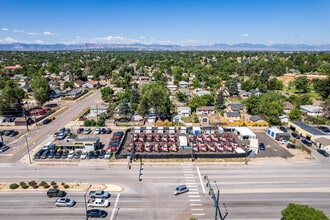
[0,42,330,51]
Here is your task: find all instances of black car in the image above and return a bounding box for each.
[279,126,287,132]
[86,209,108,218]
[105,128,112,134]
[259,142,265,151]
[43,118,52,124]
[291,132,300,139]
[317,149,329,157]
[77,128,84,134]
[286,143,296,149]
[301,139,312,147]
[34,149,45,159]
[47,188,66,198]
[98,150,106,159]
[54,150,63,159]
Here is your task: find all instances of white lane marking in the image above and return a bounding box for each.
[191,208,204,211]
[190,203,202,206]
[189,199,201,202]
[184,173,194,176]
[196,166,205,193]
[186,179,196,182]
[184,176,195,179]
[188,191,199,194]
[110,193,120,220]
[189,195,200,198]
[192,213,205,216]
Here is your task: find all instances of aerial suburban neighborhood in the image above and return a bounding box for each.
[1,1,330,219]
[0,50,329,220]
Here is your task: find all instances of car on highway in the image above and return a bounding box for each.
[173,185,189,195]
[317,149,329,157]
[259,142,265,151]
[42,118,52,124]
[89,190,110,199]
[86,209,108,218]
[47,188,66,198]
[0,145,10,153]
[55,198,76,207]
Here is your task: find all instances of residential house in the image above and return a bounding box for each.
[250,115,264,123]
[225,112,240,122]
[179,81,189,88]
[300,105,323,117]
[177,107,192,117]
[49,89,62,99]
[279,115,289,124]
[195,88,211,96]
[283,101,294,114]
[196,106,215,115]
[239,90,251,98]
[249,89,262,96]
[74,80,85,88]
[90,104,108,115]
[63,88,87,99]
[230,103,244,112]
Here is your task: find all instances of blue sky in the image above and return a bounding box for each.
[0,0,329,45]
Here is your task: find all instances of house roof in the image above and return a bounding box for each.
[300,105,323,113]
[250,115,262,122]
[226,112,240,117]
[283,101,294,110]
[196,106,215,111]
[230,103,244,111]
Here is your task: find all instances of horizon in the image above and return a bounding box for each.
[1,0,329,46]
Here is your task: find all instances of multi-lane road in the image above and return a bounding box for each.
[0,89,329,220]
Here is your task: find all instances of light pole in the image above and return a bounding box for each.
[24,135,32,164]
[84,184,92,220]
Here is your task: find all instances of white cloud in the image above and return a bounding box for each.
[92,35,139,44]
[0,37,17,43]
[242,34,249,37]
[43,31,53,36]
[13,29,24,33]
[28,32,37,35]
[1,28,9,31]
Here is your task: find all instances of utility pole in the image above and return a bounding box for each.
[84,184,92,220]
[204,176,228,220]
[24,135,32,164]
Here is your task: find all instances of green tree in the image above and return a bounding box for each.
[281,203,329,220]
[101,87,114,101]
[228,79,239,96]
[313,77,330,99]
[188,94,214,112]
[176,91,188,103]
[30,76,50,106]
[0,81,25,116]
[294,76,309,93]
[138,82,172,116]
[289,108,302,121]
[267,78,283,90]
[215,91,225,110]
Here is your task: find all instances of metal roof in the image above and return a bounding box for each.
[290,121,326,136]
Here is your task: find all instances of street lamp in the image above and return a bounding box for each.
[84,184,92,220]
[24,135,32,164]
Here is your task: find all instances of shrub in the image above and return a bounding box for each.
[64,184,70,189]
[19,181,28,189]
[28,181,37,186]
[52,185,58,189]
[61,182,65,186]
[43,184,50,189]
[10,183,19,189]
[50,181,57,186]
[39,181,47,187]
[32,184,39,189]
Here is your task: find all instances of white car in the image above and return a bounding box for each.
[84,128,91,134]
[87,198,110,208]
[80,151,87,159]
[104,150,112,159]
[173,185,189,195]
[55,198,76,207]
[68,151,75,159]
[94,128,101,135]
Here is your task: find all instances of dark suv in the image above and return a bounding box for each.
[286,143,296,149]
[47,188,66,198]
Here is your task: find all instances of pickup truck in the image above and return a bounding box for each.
[89,190,110,199]
[87,198,110,208]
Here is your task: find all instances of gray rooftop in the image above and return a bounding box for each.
[291,121,326,136]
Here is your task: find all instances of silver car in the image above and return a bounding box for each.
[55,198,76,207]
[173,185,189,195]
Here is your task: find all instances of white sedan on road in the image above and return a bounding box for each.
[55,198,76,207]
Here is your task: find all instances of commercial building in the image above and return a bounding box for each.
[288,121,330,142]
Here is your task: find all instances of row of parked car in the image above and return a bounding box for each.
[34,148,112,160]
[0,129,19,137]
